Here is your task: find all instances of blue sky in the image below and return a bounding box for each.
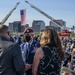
[0,0,75,27]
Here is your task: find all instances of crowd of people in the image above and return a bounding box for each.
[61,36,75,75]
[0,24,75,75]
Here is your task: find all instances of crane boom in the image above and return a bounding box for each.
[25,1,63,28]
[0,2,20,24]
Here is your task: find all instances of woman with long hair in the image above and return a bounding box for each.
[32,28,64,75]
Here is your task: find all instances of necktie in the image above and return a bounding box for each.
[26,44,30,62]
[28,43,30,50]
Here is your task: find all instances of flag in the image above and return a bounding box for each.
[20,9,26,26]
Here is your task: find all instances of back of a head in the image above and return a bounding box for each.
[0,24,8,35]
[40,28,64,62]
[40,28,60,46]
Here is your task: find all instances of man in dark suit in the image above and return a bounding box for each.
[23,27,40,75]
[0,25,25,75]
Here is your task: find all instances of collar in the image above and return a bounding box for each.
[0,36,14,43]
[0,36,10,41]
[26,40,33,47]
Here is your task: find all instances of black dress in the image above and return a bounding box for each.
[37,45,61,75]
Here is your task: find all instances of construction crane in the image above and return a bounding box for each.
[25,1,63,28]
[0,2,20,24]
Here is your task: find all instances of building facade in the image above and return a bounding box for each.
[9,21,29,33]
[32,20,45,33]
[49,20,66,32]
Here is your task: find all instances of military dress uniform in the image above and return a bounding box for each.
[22,28,40,75]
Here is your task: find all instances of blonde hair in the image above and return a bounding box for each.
[40,28,64,62]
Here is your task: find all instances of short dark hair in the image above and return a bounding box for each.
[0,25,8,35]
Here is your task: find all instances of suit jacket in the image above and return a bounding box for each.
[0,38,25,75]
[26,40,40,75]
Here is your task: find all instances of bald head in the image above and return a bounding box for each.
[0,25,8,35]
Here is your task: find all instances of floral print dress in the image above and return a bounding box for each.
[37,45,61,75]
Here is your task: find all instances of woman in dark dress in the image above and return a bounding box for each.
[32,28,64,75]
